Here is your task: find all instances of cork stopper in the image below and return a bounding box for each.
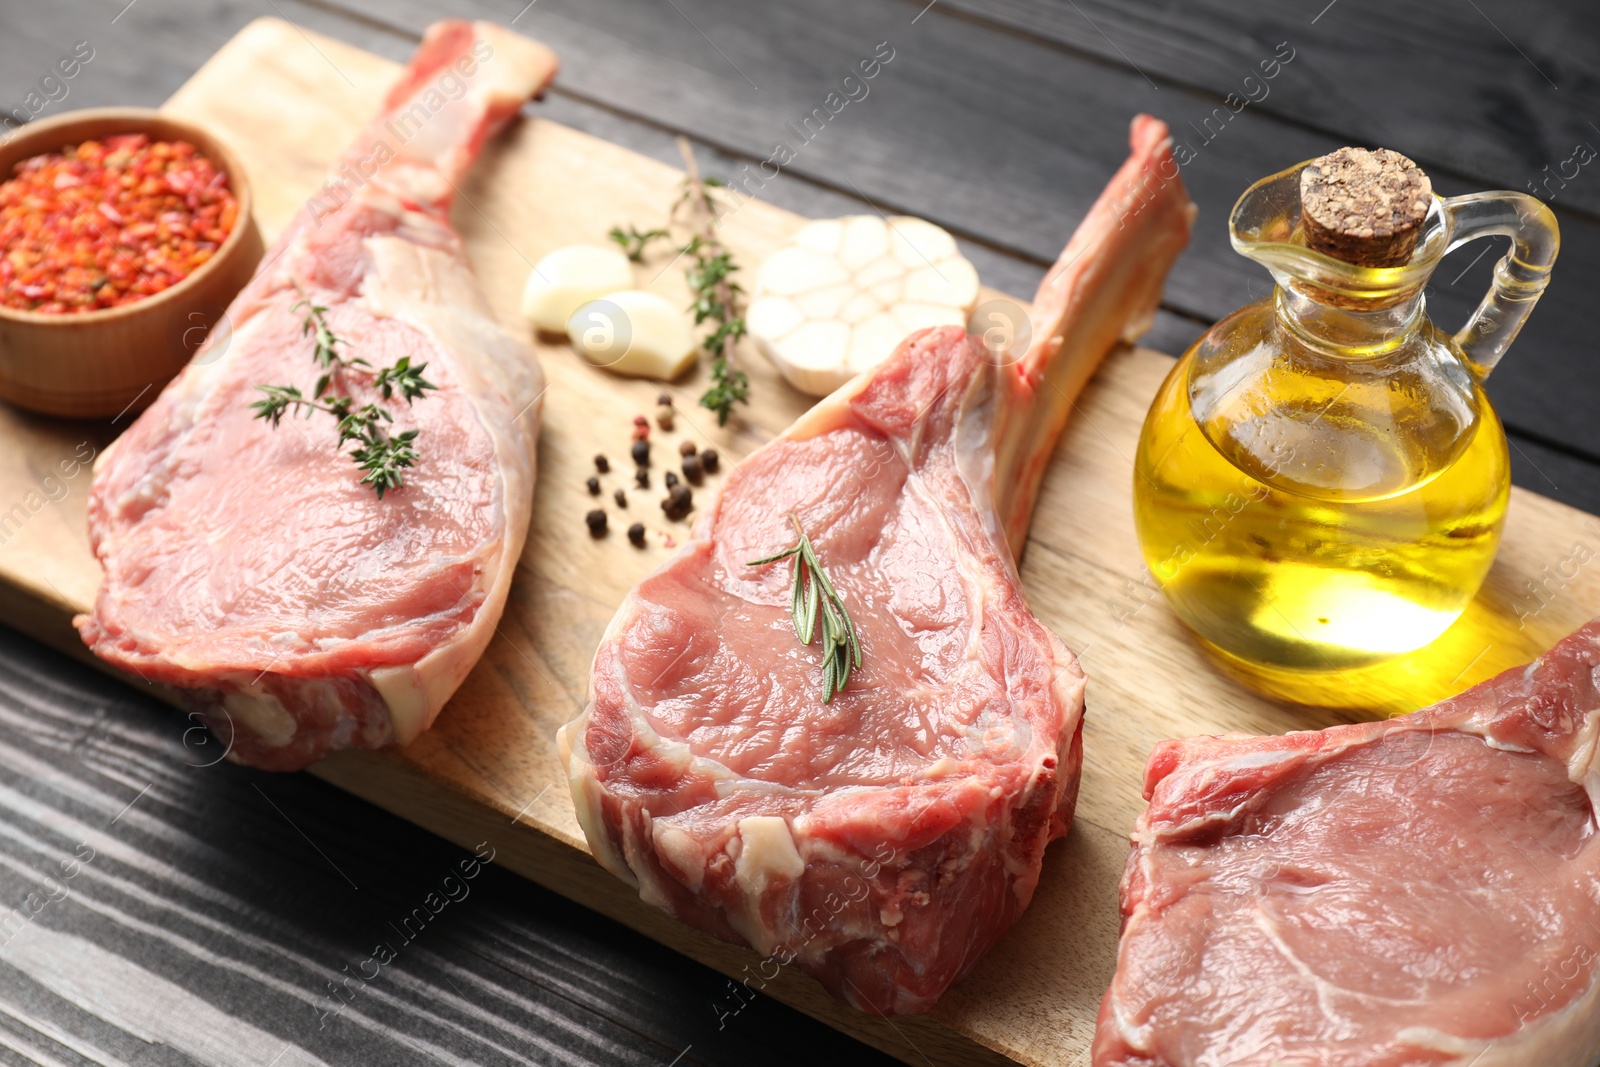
[1300,148,1433,268]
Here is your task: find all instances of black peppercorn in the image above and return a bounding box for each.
[700,448,720,473]
[586,475,601,496]
[662,484,693,521]
[657,392,673,407]
[613,488,627,508]
[631,440,650,467]
[627,522,646,547]
[594,454,610,474]
[585,509,607,537]
[635,468,649,489]
[682,454,703,486]
[678,439,696,457]
[664,471,679,489]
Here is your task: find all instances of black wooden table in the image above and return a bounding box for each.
[0,1,1596,1063]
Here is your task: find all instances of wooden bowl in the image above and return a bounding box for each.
[0,108,263,420]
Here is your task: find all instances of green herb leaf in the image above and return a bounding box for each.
[747,514,862,704]
[607,224,671,263]
[252,291,436,499]
[610,138,751,426]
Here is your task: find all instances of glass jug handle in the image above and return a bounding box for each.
[1441,191,1559,377]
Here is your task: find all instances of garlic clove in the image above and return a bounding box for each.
[522,245,635,334]
[568,289,697,381]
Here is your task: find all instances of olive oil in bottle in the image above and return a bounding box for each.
[1133,147,1557,701]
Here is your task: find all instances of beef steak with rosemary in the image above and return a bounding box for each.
[76,22,558,771]
[560,117,1195,1013]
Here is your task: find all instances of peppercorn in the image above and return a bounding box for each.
[632,414,650,442]
[586,475,601,496]
[662,484,693,522]
[628,522,646,547]
[664,471,679,489]
[700,448,720,473]
[678,440,697,457]
[594,454,610,473]
[656,403,675,431]
[635,468,650,489]
[682,454,704,486]
[657,392,673,407]
[613,488,627,508]
[585,509,607,537]
[631,440,650,467]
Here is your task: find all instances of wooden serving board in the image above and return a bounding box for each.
[4,19,1599,1067]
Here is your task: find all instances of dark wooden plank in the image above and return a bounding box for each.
[1504,433,1600,516]
[0,621,899,1066]
[939,0,1600,218]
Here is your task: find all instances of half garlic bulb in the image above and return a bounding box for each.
[568,290,697,380]
[747,215,980,396]
[521,245,635,333]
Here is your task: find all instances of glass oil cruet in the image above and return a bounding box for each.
[1133,147,1559,702]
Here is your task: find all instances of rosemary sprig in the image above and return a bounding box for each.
[607,138,750,426]
[251,297,436,499]
[747,514,862,704]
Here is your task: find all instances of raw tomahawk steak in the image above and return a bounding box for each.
[559,117,1195,1013]
[76,23,557,771]
[1095,620,1600,1067]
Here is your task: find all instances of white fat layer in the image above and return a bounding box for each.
[220,686,297,749]
[729,816,804,955]
[653,827,705,894]
[367,665,429,746]
[565,758,635,889]
[1565,671,1600,801]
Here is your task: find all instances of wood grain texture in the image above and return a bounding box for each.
[946,0,1600,216]
[2,18,1600,1066]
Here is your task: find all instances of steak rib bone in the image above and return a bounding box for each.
[561,116,1194,1014]
[996,114,1196,551]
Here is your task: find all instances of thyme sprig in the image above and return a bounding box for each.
[747,514,862,704]
[607,138,750,426]
[251,297,436,499]
[607,224,670,263]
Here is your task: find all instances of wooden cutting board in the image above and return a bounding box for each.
[3,19,1598,1067]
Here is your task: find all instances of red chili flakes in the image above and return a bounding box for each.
[0,133,238,314]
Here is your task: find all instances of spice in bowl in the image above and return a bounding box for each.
[0,133,238,314]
